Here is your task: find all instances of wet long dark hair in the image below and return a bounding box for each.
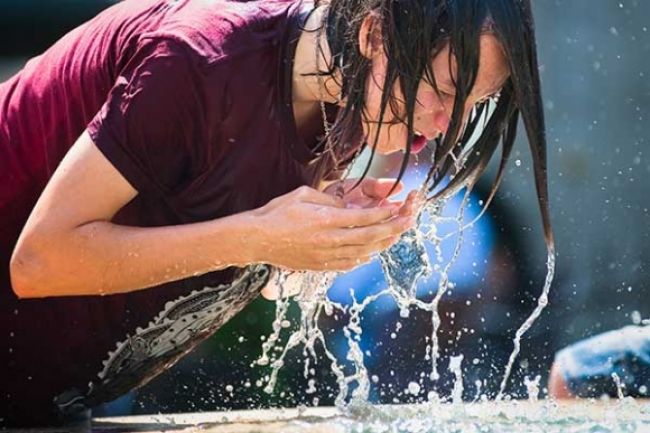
[316,0,554,255]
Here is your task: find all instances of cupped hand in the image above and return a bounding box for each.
[323,177,420,217]
[323,177,402,209]
[248,185,416,273]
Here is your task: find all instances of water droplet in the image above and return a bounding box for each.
[407,381,421,395]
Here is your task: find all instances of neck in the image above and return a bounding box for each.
[292,5,342,105]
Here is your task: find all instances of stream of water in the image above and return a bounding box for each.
[254,176,555,407]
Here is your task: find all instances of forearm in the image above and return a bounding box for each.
[11,211,258,298]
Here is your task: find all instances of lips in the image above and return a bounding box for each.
[410,133,428,154]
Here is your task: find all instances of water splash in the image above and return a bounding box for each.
[524,375,541,402]
[378,225,431,305]
[449,354,465,404]
[255,271,351,403]
[256,175,555,406]
[612,372,625,399]
[472,380,483,403]
[255,192,485,406]
[106,400,650,433]
[422,191,471,381]
[496,249,555,400]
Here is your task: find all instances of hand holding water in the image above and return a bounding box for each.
[258,180,418,300]
[325,177,421,215]
[249,184,416,274]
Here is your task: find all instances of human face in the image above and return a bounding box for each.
[362,34,510,155]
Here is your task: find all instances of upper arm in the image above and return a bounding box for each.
[19,130,137,238]
[16,37,217,247]
[10,130,137,295]
[10,38,222,295]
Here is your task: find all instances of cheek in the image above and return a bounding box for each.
[361,55,411,153]
[364,54,407,122]
[364,87,382,121]
[364,58,387,119]
[415,90,439,112]
[413,92,440,127]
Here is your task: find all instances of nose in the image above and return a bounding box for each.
[432,111,450,137]
[432,102,476,141]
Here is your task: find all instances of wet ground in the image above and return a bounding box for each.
[6,401,649,433]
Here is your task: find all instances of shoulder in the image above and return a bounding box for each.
[140,0,304,64]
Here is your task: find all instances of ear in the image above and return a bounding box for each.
[358,13,382,59]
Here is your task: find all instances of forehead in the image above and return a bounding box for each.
[432,34,510,95]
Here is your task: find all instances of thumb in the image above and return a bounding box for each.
[295,186,346,208]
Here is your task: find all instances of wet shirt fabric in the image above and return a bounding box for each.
[0,0,329,426]
[556,325,650,398]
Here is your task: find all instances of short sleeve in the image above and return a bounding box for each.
[88,38,214,196]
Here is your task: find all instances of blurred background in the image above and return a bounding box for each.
[1,0,649,415]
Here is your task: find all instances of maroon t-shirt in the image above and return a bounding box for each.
[0,0,336,424]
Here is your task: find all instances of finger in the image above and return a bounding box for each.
[343,196,382,209]
[378,199,404,209]
[333,235,401,259]
[294,185,345,208]
[399,190,420,216]
[321,179,351,196]
[326,205,401,229]
[361,178,404,200]
[330,215,414,246]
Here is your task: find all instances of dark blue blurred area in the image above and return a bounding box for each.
[0,1,119,56]
[2,0,650,416]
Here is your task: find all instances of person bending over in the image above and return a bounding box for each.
[0,0,552,426]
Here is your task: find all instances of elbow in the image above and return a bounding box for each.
[10,242,51,299]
